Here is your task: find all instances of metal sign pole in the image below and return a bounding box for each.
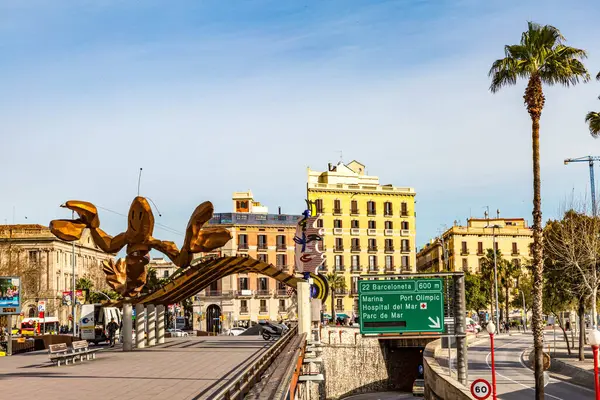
[7,314,12,356]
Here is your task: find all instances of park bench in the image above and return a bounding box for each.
[71,340,99,361]
[48,343,76,366]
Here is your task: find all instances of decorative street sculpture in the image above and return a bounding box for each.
[49,197,232,297]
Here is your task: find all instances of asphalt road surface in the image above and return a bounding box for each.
[467,333,593,399]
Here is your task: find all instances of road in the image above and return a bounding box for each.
[467,333,593,399]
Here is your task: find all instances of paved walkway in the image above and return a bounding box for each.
[0,336,272,400]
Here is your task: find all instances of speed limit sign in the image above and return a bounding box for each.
[470,379,492,400]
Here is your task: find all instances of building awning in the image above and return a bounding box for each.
[237,315,251,321]
[258,315,270,320]
[104,256,301,307]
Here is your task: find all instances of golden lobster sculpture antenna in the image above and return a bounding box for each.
[49,197,232,297]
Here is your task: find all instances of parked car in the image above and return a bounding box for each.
[167,328,189,337]
[226,327,246,336]
[412,379,425,396]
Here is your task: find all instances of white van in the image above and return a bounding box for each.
[80,304,122,344]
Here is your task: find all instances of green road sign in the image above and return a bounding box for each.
[358,278,445,334]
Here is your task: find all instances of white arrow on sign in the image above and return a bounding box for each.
[428,316,441,329]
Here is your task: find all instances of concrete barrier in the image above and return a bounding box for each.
[423,339,474,400]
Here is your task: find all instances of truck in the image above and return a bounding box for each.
[79,304,122,345]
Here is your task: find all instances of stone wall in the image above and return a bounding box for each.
[316,326,434,399]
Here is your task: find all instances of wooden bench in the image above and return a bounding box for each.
[48,343,76,366]
[71,340,99,361]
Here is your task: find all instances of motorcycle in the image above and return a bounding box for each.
[260,321,289,340]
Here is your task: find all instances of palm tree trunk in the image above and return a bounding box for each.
[578,297,586,361]
[331,289,336,324]
[525,74,545,400]
[505,283,510,330]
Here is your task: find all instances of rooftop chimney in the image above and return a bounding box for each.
[328,163,333,171]
[278,206,281,215]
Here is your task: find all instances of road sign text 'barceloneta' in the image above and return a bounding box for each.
[358,278,444,334]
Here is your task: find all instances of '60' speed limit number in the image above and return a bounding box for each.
[470,379,492,400]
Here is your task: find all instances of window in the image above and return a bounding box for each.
[333,199,342,214]
[279,299,286,311]
[351,277,359,293]
[368,220,376,229]
[317,219,323,228]
[334,219,343,228]
[335,237,344,251]
[401,256,409,268]
[384,202,393,216]
[56,252,59,263]
[385,221,393,230]
[28,251,38,264]
[401,239,410,252]
[462,258,468,271]
[336,298,344,311]
[351,255,359,268]
[258,277,269,291]
[351,220,359,228]
[239,234,248,250]
[257,235,267,250]
[351,238,360,250]
[512,242,518,255]
[240,300,248,313]
[209,281,219,292]
[477,242,483,255]
[315,199,324,213]
[351,200,359,214]
[236,214,248,221]
[385,239,394,251]
[401,221,409,230]
[385,255,393,269]
[276,235,286,249]
[257,253,268,263]
[260,299,268,313]
[512,259,521,268]
[368,239,377,251]
[163,270,169,278]
[56,275,60,291]
[461,241,468,254]
[334,255,343,270]
[368,255,377,270]
[494,242,498,252]
[401,202,408,216]
[478,258,484,272]
[367,201,376,215]
[276,254,287,267]
[239,277,249,290]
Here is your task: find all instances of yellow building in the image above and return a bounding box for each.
[307,160,416,318]
[416,217,533,273]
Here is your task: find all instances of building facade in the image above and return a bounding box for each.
[0,224,113,325]
[416,217,533,273]
[191,191,301,332]
[307,161,417,318]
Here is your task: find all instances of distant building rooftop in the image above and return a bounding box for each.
[208,213,300,227]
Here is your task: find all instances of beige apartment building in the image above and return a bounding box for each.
[188,191,300,333]
[416,217,533,273]
[0,224,113,325]
[307,161,417,318]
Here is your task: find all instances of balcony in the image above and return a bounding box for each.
[460,250,469,256]
[333,228,343,235]
[368,266,379,273]
[477,249,484,255]
[236,290,253,298]
[276,264,288,271]
[278,307,287,313]
[334,246,344,252]
[334,265,345,272]
[205,290,222,297]
[401,210,409,217]
[256,290,272,297]
[316,208,325,214]
[351,265,362,273]
[240,307,249,314]
[350,208,359,215]
[512,250,520,256]
[401,265,411,271]
[335,306,345,312]
[385,266,395,272]
[384,211,393,217]
[401,247,410,253]
[334,290,348,296]
[238,243,249,250]
[368,246,378,253]
[400,229,410,236]
[333,208,342,215]
[350,228,360,236]
[351,246,361,253]
[350,289,359,296]
[276,244,287,251]
[385,246,394,253]
[367,209,377,216]
[257,244,268,251]
[384,229,393,236]
[259,307,268,314]
[276,289,291,297]
[367,229,377,236]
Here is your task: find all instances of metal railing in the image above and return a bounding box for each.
[212,327,300,400]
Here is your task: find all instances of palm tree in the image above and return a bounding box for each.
[586,72,600,137]
[325,273,346,323]
[489,22,590,398]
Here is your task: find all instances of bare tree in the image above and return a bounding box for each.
[545,208,600,328]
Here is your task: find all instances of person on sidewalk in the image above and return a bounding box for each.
[107,318,118,347]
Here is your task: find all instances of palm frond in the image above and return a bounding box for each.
[596,71,600,81]
[585,111,600,138]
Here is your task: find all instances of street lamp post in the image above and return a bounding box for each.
[589,330,600,400]
[487,321,498,400]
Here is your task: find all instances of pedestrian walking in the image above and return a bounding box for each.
[107,318,118,347]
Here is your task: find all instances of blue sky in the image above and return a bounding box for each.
[2,0,600,251]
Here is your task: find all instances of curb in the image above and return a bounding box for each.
[521,347,595,390]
